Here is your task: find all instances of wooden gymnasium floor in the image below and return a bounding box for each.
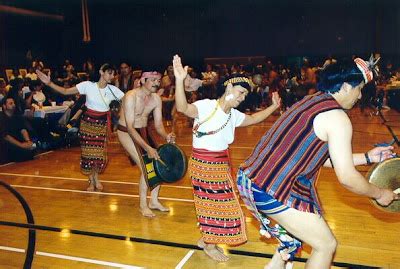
[0,107,399,269]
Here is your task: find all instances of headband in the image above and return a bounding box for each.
[354,55,380,83]
[223,76,251,87]
[141,71,161,79]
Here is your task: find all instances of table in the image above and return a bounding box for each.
[32,106,69,118]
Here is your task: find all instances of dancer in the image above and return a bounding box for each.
[117,71,175,218]
[173,55,281,262]
[36,64,124,191]
[237,56,398,269]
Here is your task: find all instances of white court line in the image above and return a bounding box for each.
[0,245,25,253]
[36,251,144,269]
[8,184,248,208]
[35,150,54,157]
[0,173,192,189]
[0,162,15,168]
[10,184,195,203]
[0,245,143,268]
[175,250,195,269]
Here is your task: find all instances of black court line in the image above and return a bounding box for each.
[0,220,379,269]
[0,181,36,269]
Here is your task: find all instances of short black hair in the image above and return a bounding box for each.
[317,61,364,93]
[1,95,14,106]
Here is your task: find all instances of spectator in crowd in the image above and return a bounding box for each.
[115,61,135,93]
[25,67,38,81]
[0,96,36,162]
[83,59,96,80]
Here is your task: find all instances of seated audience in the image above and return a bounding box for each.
[0,96,36,162]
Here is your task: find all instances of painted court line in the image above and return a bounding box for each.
[0,245,25,253]
[35,151,54,157]
[0,245,143,268]
[0,172,192,189]
[0,162,15,168]
[10,184,195,203]
[175,250,195,269]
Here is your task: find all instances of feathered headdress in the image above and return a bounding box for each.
[354,54,380,83]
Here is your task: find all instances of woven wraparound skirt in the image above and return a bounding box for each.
[189,148,247,246]
[79,109,109,175]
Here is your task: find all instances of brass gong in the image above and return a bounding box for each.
[367,158,400,213]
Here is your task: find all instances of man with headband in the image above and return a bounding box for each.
[117,71,175,218]
[173,55,281,262]
[237,56,398,268]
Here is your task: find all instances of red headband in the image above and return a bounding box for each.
[354,58,373,83]
[141,71,161,79]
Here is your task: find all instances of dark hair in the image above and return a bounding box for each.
[119,61,131,68]
[317,61,364,93]
[9,78,24,89]
[99,63,116,73]
[1,95,14,106]
[29,80,42,91]
[222,74,252,91]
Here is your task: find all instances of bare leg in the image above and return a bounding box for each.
[139,174,155,217]
[149,185,169,212]
[264,250,285,269]
[117,130,155,218]
[93,171,103,191]
[267,208,337,269]
[86,173,95,191]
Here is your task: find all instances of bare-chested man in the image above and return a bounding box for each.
[117,71,175,218]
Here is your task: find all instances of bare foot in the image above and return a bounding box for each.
[95,181,103,192]
[140,207,156,218]
[264,250,285,269]
[86,181,95,192]
[92,176,103,192]
[197,238,224,253]
[203,244,229,262]
[149,202,170,212]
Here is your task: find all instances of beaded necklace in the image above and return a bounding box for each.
[192,100,232,138]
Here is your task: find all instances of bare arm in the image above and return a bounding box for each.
[25,93,34,108]
[323,148,394,167]
[36,70,78,96]
[173,55,198,118]
[4,134,32,149]
[322,110,397,205]
[153,95,170,140]
[239,92,281,127]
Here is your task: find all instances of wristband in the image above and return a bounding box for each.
[365,152,371,165]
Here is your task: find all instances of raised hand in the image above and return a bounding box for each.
[36,70,51,85]
[173,55,188,81]
[271,92,281,108]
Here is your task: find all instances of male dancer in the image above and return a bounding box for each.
[117,71,175,217]
[238,57,398,268]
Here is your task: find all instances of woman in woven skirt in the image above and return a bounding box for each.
[173,55,281,262]
[36,64,124,191]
